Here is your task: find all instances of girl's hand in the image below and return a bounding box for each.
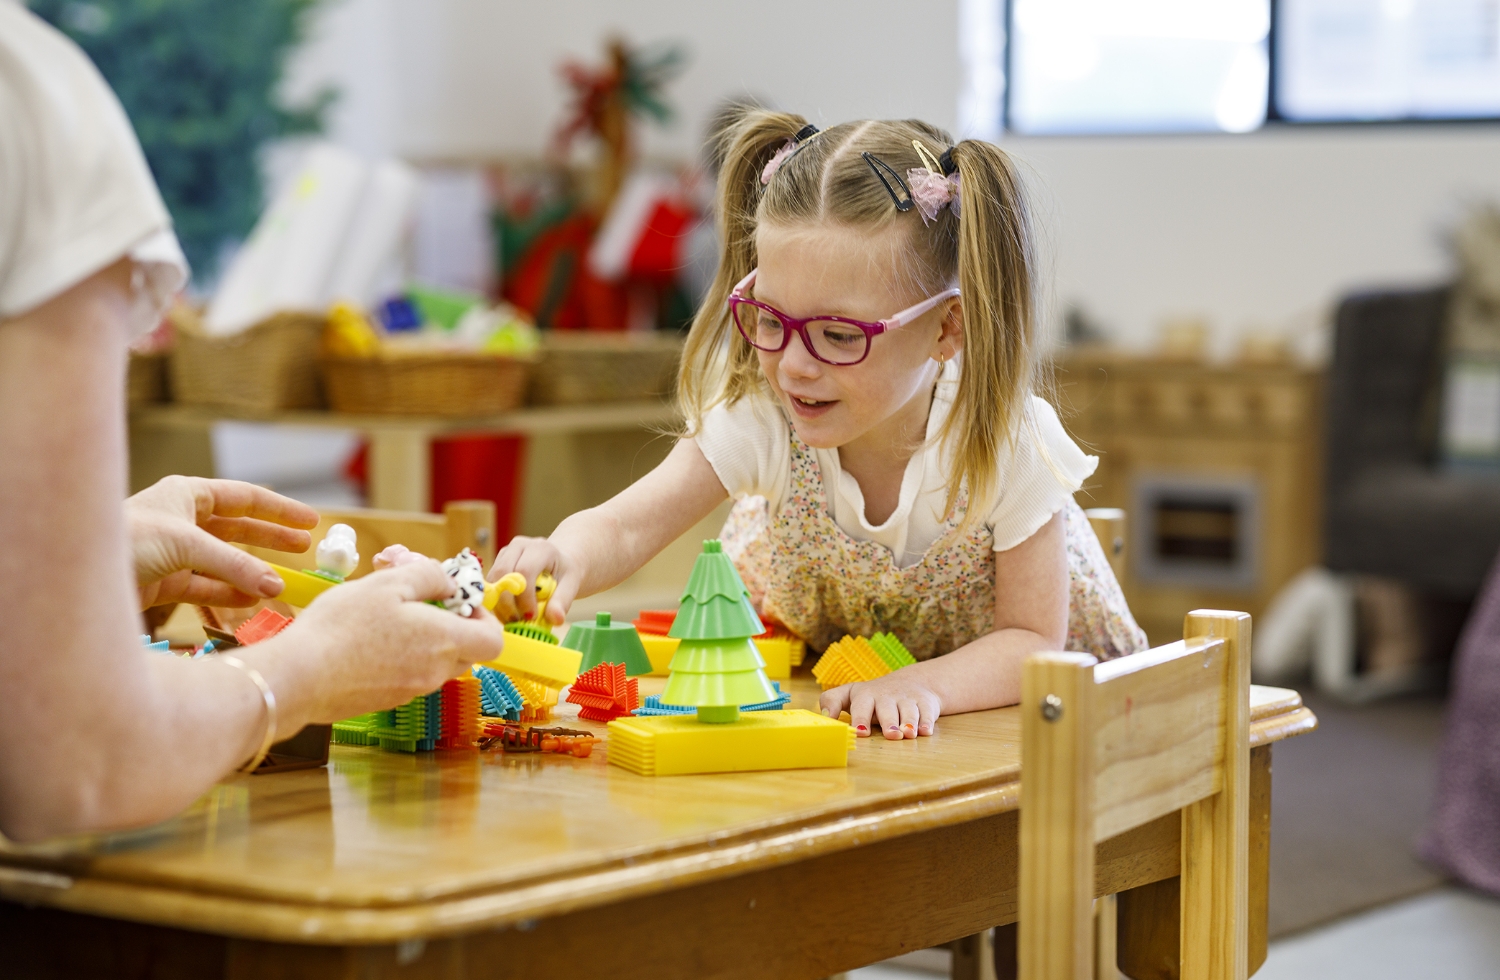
[276,559,506,727]
[486,536,584,625]
[126,476,319,609]
[820,667,941,740]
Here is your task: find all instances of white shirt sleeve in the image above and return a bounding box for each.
[0,4,187,331]
[989,395,1098,552]
[692,395,793,513]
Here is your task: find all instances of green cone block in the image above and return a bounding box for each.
[660,540,777,722]
[669,539,764,641]
[562,611,654,676]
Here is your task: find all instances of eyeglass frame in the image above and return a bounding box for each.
[728,269,961,367]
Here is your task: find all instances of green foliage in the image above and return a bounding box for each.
[32,0,331,282]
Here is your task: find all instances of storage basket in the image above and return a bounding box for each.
[528,332,683,406]
[321,351,532,416]
[127,352,169,407]
[170,308,326,412]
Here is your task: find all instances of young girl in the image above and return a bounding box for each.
[489,110,1146,739]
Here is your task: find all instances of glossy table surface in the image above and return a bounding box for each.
[0,674,1316,945]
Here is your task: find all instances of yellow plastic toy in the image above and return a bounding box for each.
[641,632,789,680]
[483,572,527,611]
[267,562,341,608]
[480,631,581,688]
[607,709,856,776]
[811,633,917,690]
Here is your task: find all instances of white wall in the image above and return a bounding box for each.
[286,0,1500,354]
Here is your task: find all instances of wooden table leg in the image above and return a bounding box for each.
[1116,745,1273,979]
[951,929,997,980]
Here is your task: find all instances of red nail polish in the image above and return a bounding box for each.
[856,725,868,733]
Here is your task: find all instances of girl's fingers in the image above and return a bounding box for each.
[847,687,876,737]
[918,697,940,736]
[896,699,920,740]
[874,696,904,740]
[818,685,852,719]
[545,568,580,625]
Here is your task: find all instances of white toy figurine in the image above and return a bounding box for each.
[441,548,487,617]
[315,524,360,581]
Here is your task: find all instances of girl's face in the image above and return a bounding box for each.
[752,222,960,454]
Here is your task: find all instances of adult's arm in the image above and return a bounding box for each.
[0,264,505,842]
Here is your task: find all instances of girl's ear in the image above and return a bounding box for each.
[935,298,964,360]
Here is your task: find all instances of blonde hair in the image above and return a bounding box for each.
[678,109,1040,519]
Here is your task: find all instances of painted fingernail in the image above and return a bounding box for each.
[820,708,831,717]
[902,724,915,735]
[259,573,284,597]
[856,725,868,734]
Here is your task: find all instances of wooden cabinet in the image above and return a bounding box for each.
[1053,351,1323,644]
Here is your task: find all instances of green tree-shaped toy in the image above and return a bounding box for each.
[660,540,777,723]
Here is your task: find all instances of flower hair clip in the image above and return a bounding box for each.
[906,140,961,224]
[761,124,821,185]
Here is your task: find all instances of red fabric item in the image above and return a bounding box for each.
[234,608,293,646]
[627,199,694,282]
[430,436,527,545]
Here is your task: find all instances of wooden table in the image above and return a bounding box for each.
[0,675,1316,979]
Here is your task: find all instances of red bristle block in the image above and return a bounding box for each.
[632,609,676,636]
[234,608,293,646]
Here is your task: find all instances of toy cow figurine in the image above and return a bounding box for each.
[441,548,488,618]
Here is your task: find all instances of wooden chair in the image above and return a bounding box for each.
[1020,609,1252,980]
[241,499,498,579]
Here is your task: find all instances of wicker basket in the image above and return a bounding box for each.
[528,332,683,406]
[321,351,532,416]
[127,352,169,407]
[169,308,326,412]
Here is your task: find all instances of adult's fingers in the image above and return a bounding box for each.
[173,526,285,598]
[201,515,313,553]
[364,559,454,603]
[166,575,261,608]
[191,479,319,530]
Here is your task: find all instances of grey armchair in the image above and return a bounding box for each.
[1324,286,1500,598]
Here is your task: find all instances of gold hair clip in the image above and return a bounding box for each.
[911,139,944,175]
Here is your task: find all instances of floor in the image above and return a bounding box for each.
[846,887,1500,979]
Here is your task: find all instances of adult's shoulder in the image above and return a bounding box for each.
[0,5,183,321]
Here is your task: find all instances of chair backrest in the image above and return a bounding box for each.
[242,500,497,579]
[1020,609,1251,980]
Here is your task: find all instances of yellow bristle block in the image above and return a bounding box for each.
[605,709,854,776]
[811,635,893,690]
[482,631,581,688]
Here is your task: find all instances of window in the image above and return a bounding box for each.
[1274,0,1500,121]
[1005,0,1272,134]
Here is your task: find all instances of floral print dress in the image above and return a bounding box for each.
[719,432,1148,662]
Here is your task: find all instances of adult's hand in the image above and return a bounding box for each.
[126,475,320,608]
[277,559,507,725]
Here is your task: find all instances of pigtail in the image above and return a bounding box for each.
[940,140,1039,522]
[677,108,809,430]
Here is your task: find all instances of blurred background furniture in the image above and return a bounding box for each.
[1058,351,1323,644]
[1323,287,1500,601]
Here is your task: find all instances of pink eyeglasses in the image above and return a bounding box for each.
[728,269,960,366]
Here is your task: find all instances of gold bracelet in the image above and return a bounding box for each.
[216,655,278,774]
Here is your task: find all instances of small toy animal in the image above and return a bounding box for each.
[442,548,488,617]
[316,524,360,580]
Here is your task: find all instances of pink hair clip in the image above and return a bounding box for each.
[761,140,797,185]
[907,169,961,224]
[906,139,960,224]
